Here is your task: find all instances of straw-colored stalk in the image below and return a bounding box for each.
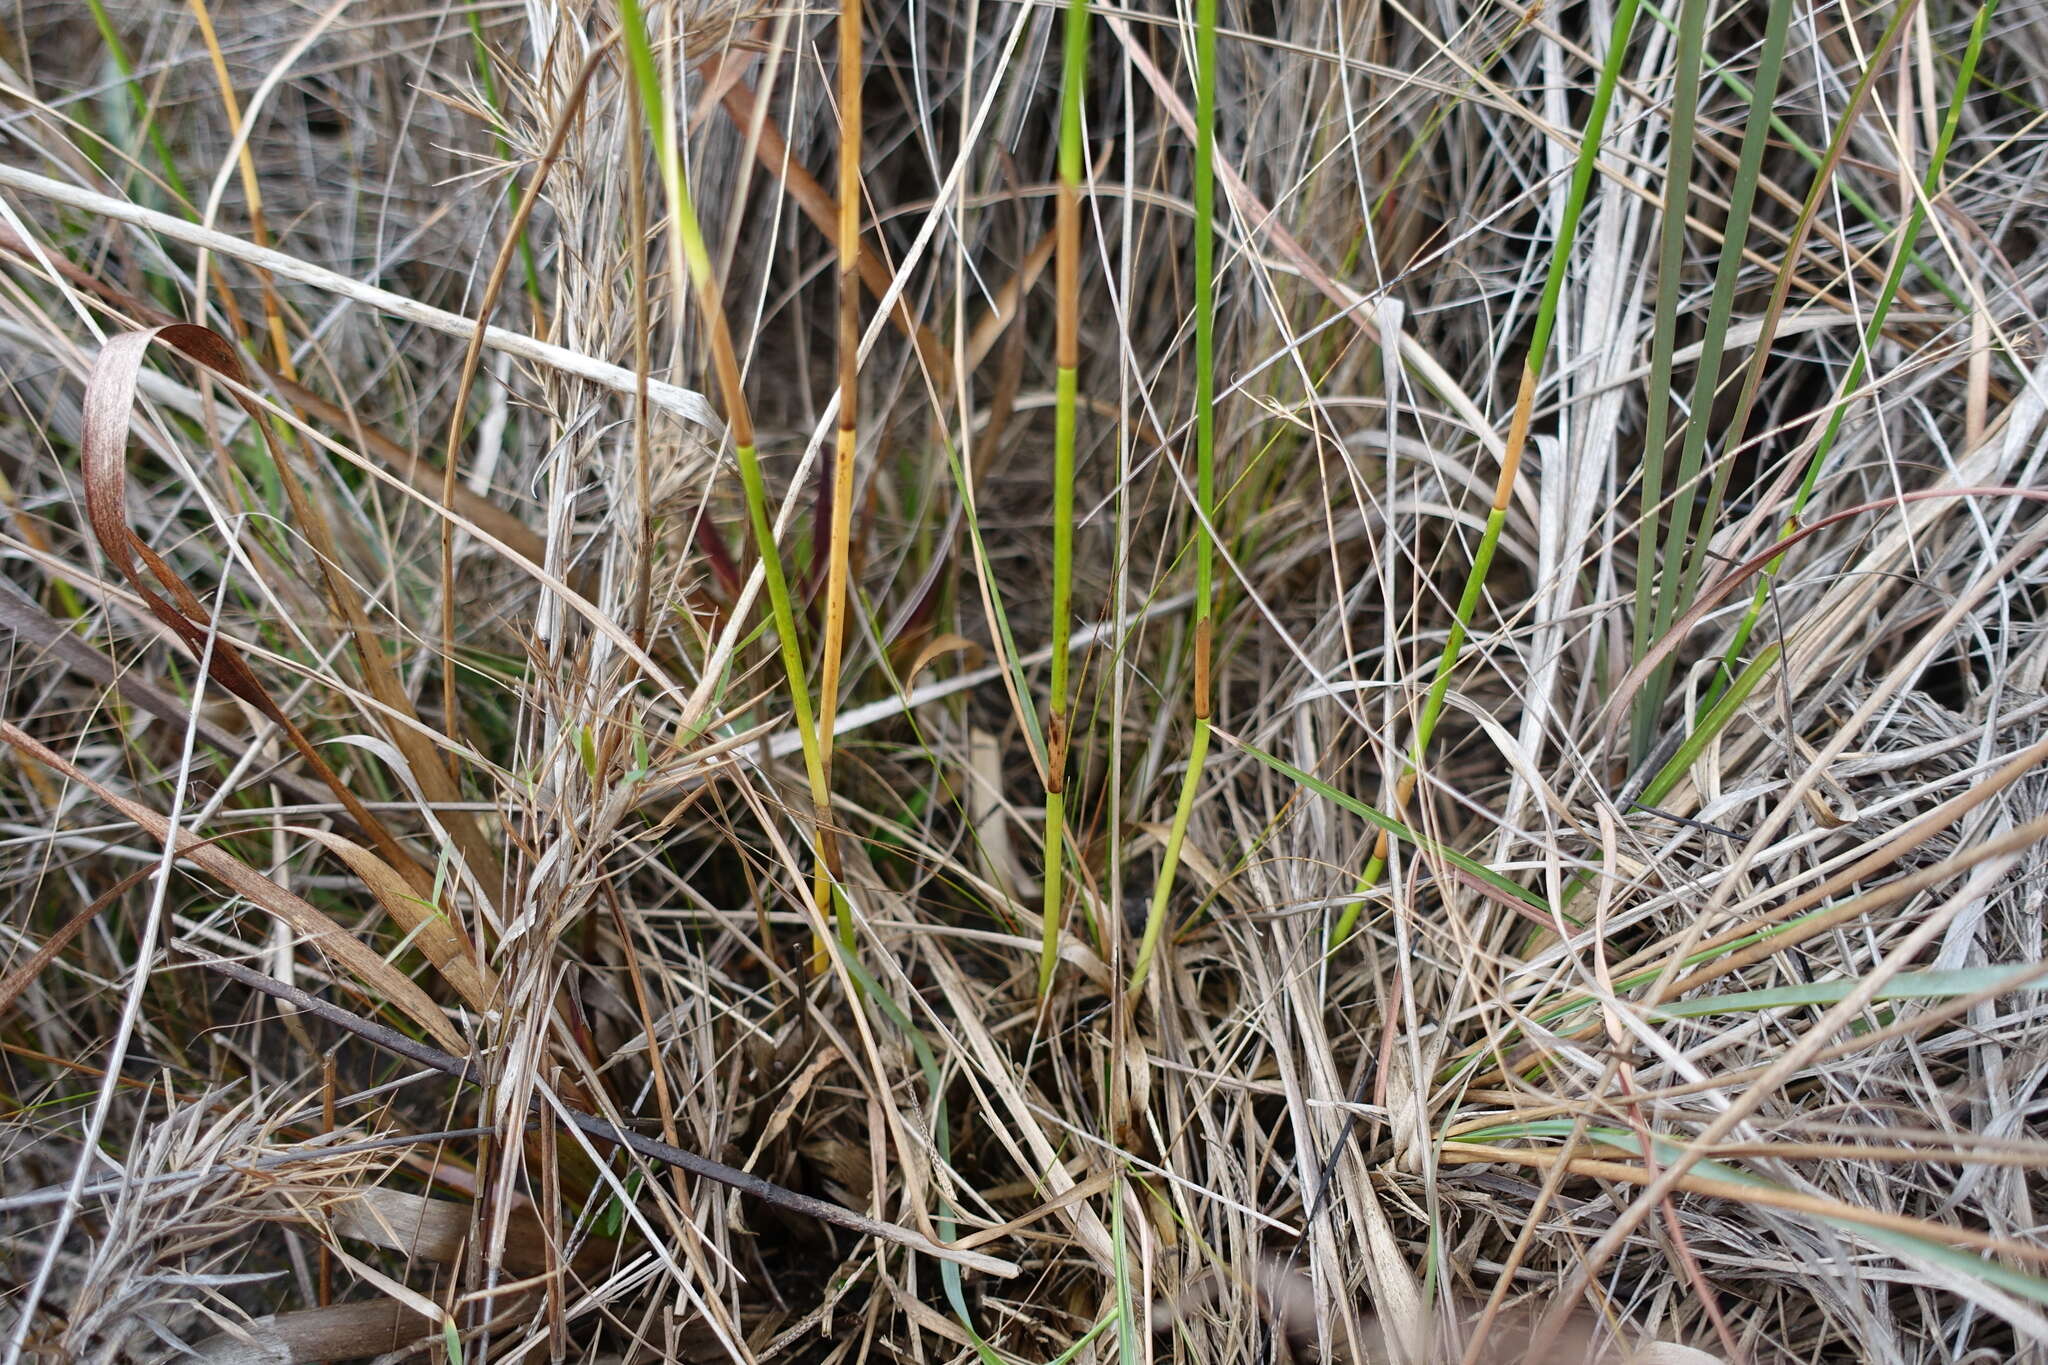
[814,0,866,965]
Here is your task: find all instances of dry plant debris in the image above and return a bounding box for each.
[3,0,2048,1361]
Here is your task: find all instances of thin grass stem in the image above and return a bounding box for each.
[84,0,193,209]
[813,0,866,965]
[1040,0,1090,995]
[1128,0,1214,997]
[618,0,831,955]
[1333,0,1645,947]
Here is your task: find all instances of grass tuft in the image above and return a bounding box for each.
[4,2,2046,1360]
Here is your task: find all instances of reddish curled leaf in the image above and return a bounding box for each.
[78,322,438,891]
[81,325,290,717]
[0,230,550,582]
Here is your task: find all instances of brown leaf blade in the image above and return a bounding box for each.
[0,721,465,1053]
[290,827,496,1015]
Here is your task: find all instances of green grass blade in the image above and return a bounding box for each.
[1129,0,1218,996]
[1636,0,1795,754]
[1229,733,1550,914]
[1628,0,1709,763]
[84,0,194,209]
[1342,0,1644,937]
[1040,0,1090,995]
[617,0,832,949]
[1646,963,2048,1018]
[1708,2,1996,703]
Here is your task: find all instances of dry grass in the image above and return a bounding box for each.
[3,1,2048,1361]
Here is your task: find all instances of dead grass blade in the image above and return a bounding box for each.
[0,864,156,1018]
[82,320,507,912]
[320,1187,597,1276]
[79,323,427,885]
[0,163,722,429]
[0,575,337,814]
[191,1299,429,1365]
[1600,485,2048,755]
[289,828,495,1016]
[0,720,466,1053]
[1442,1142,2048,1270]
[194,951,1020,1278]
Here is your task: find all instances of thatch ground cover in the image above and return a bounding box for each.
[3,1,2048,1361]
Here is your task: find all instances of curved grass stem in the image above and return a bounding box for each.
[1331,0,1644,949]
[618,0,830,957]
[1127,0,1214,998]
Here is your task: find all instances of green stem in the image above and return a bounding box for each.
[1129,720,1208,995]
[1706,0,1995,707]
[1128,0,1216,996]
[85,0,193,209]
[1333,0,1644,947]
[467,12,545,317]
[1636,0,1795,756]
[618,0,830,935]
[1039,0,1089,994]
[1628,0,1707,763]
